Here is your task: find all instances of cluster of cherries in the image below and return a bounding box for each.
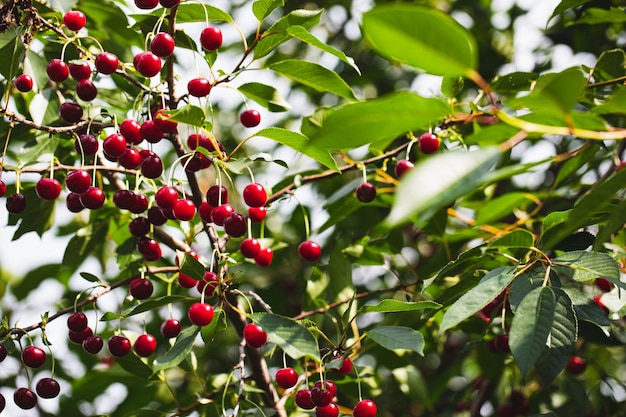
[0,344,61,411]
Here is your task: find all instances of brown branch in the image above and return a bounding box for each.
[0,108,112,134]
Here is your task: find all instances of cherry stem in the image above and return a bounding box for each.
[292,193,311,241]
[246,166,255,184]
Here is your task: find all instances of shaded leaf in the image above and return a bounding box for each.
[476,193,537,225]
[114,350,154,379]
[550,0,592,22]
[488,230,535,249]
[153,326,200,373]
[80,272,101,283]
[161,105,205,127]
[571,7,626,25]
[269,60,357,101]
[178,252,205,281]
[254,9,322,59]
[552,250,620,282]
[8,187,57,240]
[286,26,360,74]
[251,313,320,361]
[357,300,441,316]
[238,82,290,112]
[367,326,425,356]
[200,310,226,343]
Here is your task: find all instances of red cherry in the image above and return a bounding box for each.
[275,367,298,389]
[198,201,214,223]
[155,186,178,209]
[36,377,61,398]
[355,182,376,203]
[353,399,377,417]
[593,296,609,314]
[210,204,234,226]
[240,238,261,258]
[119,148,142,169]
[140,120,163,143]
[224,212,246,237]
[35,178,61,200]
[188,302,214,326]
[103,133,127,159]
[141,153,163,179]
[82,335,104,354]
[60,101,84,123]
[66,193,85,212]
[295,389,315,409]
[243,183,267,207]
[0,180,6,197]
[6,193,27,213]
[161,319,181,338]
[14,388,37,410]
[148,206,168,225]
[150,32,175,57]
[159,0,180,7]
[69,61,92,80]
[248,207,267,223]
[22,345,46,368]
[69,326,93,344]
[74,133,99,156]
[298,241,321,262]
[95,52,119,75]
[313,380,337,399]
[594,278,613,292]
[108,335,131,357]
[129,193,149,214]
[128,216,150,237]
[196,271,219,297]
[240,109,261,128]
[188,78,212,97]
[329,357,353,374]
[419,132,440,154]
[316,403,339,417]
[134,334,157,357]
[76,79,97,101]
[46,59,69,82]
[134,0,159,9]
[173,198,196,221]
[80,186,105,209]
[65,170,91,193]
[154,109,177,133]
[15,74,33,92]
[63,10,86,31]
[135,52,162,78]
[129,278,154,299]
[206,185,228,206]
[67,311,88,332]
[395,159,414,178]
[178,272,197,288]
[137,237,162,261]
[200,26,223,50]
[254,247,273,267]
[243,323,267,348]
[566,355,587,375]
[120,119,143,145]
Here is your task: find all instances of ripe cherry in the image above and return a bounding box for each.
[134,0,159,9]
[240,109,261,128]
[178,272,197,288]
[594,278,613,292]
[68,326,93,344]
[206,185,228,206]
[134,51,162,78]
[103,133,127,159]
[63,10,86,31]
[298,241,321,262]
[240,238,261,258]
[356,182,376,203]
[66,192,85,212]
[82,335,104,354]
[275,367,298,389]
[120,119,142,145]
[46,59,69,82]
[243,183,267,207]
[36,377,61,398]
[243,323,268,348]
[316,403,339,417]
[74,133,99,156]
[140,120,163,143]
[70,61,92,80]
[22,345,46,368]
[155,186,178,209]
[200,26,223,50]
[566,355,587,375]
[115,191,139,211]
[76,79,97,101]
[254,247,273,267]
[196,271,219,297]
[65,170,91,193]
[95,52,119,75]
[67,311,88,332]
[314,380,337,399]
[108,335,131,357]
[159,0,180,7]
[310,385,333,407]
[137,237,162,261]
[224,212,246,237]
[161,319,181,338]
[210,204,234,226]
[173,198,196,221]
[15,74,33,92]
[141,153,163,179]
[353,399,377,417]
[0,180,6,197]
[129,278,154,300]
[248,207,267,223]
[134,334,157,357]
[148,206,168,225]
[14,387,37,410]
[153,109,177,133]
[130,193,149,214]
[60,101,84,123]
[295,389,315,409]
[129,216,150,237]
[6,193,27,214]
[188,77,212,97]
[35,178,62,200]
[395,159,414,178]
[419,132,440,154]
[150,32,175,57]
[119,148,142,169]
[80,186,105,209]
[188,302,214,326]
[329,356,353,374]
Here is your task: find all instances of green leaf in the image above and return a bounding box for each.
[310,92,450,151]
[114,350,154,379]
[488,230,535,249]
[362,4,478,77]
[162,105,205,127]
[269,60,357,101]
[490,72,538,93]
[357,300,441,316]
[592,88,626,115]
[552,250,620,282]
[286,26,360,74]
[509,286,556,376]
[79,272,101,283]
[386,146,501,227]
[366,326,425,356]
[237,82,290,112]
[554,143,598,186]
[254,9,322,59]
[153,326,200,374]
[61,220,109,269]
[16,136,61,166]
[252,0,284,21]
[8,187,57,240]
[535,289,577,384]
[439,266,517,333]
[29,89,61,126]
[476,192,537,225]
[593,49,626,80]
[163,3,233,24]
[178,252,205,280]
[253,127,338,171]
[549,0,592,22]
[101,296,190,321]
[571,7,626,25]
[250,313,320,361]
[0,28,25,82]
[200,310,226,343]
[594,197,626,250]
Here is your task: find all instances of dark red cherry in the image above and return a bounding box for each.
[68,326,93,344]
[95,52,119,75]
[295,389,315,409]
[36,377,61,398]
[161,319,181,338]
[119,147,142,169]
[355,182,376,203]
[140,120,163,143]
[148,206,168,225]
[196,271,219,297]
[200,26,223,50]
[223,212,246,237]
[120,119,143,145]
[6,193,27,214]
[76,79,97,101]
[67,311,88,332]
[137,237,162,261]
[134,333,157,357]
[22,345,46,368]
[14,388,37,410]
[316,404,339,417]
[134,0,159,9]
[210,204,234,226]
[129,278,154,299]
[60,101,84,123]
[140,154,163,179]
[419,132,440,154]
[74,133,98,156]
[46,59,69,82]
[69,61,92,80]
[240,109,261,128]
[129,216,150,237]
[206,185,227,206]
[154,109,177,133]
[80,186,105,209]
[35,178,62,200]
[82,335,104,354]
[108,335,131,357]
[15,74,33,92]
[65,170,91,193]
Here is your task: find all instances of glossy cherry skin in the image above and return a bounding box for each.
[14,388,37,410]
[68,326,93,344]
[295,389,315,409]
[140,154,163,179]
[353,399,377,417]
[15,74,33,92]
[566,356,587,375]
[313,380,337,398]
[206,185,228,206]
[196,271,219,297]
[134,334,157,357]
[316,403,339,417]
[134,0,159,9]
[275,367,298,389]
[75,133,99,156]
[210,204,234,226]
[119,148,142,169]
[298,241,321,262]
[243,183,267,207]
[35,178,62,200]
[395,159,414,178]
[310,385,333,407]
[155,186,178,209]
[67,311,88,332]
[419,132,440,154]
[243,323,267,348]
[188,302,214,326]
[22,345,46,368]
[65,169,91,193]
[248,207,267,223]
[188,77,212,97]
[95,52,119,75]
[36,377,61,398]
[150,32,175,57]
[0,180,6,197]
[128,216,150,237]
[135,51,162,78]
[103,133,127,159]
[129,278,154,299]
[329,357,353,374]
[224,212,246,237]
[154,109,177,133]
[173,198,196,221]
[80,186,105,209]
[82,335,104,354]
[140,120,163,143]
[200,26,223,50]
[148,206,168,226]
[63,10,86,31]
[70,61,92,80]
[240,109,261,128]
[46,59,69,82]
[161,319,181,338]
[355,182,376,203]
[129,193,149,214]
[60,101,84,123]
[108,335,131,357]
[6,193,27,214]
[120,119,143,145]
[137,237,162,261]
[240,238,261,258]
[254,247,273,267]
[76,79,97,101]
